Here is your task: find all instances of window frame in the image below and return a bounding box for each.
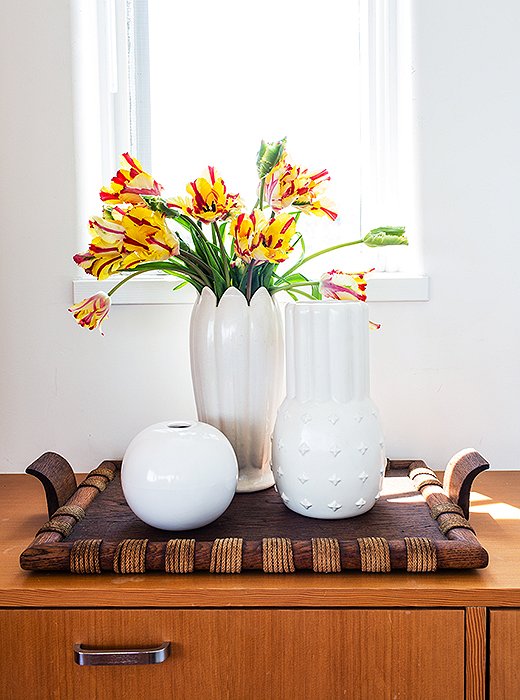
[72,0,428,305]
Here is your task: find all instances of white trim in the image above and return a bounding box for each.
[73,273,429,305]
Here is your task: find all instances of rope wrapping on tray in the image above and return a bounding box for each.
[357,536,392,573]
[52,505,86,521]
[113,538,148,574]
[165,539,196,574]
[437,514,475,535]
[37,518,75,537]
[210,538,243,573]
[404,537,438,572]
[311,538,341,573]
[89,466,116,481]
[430,502,465,519]
[262,537,295,573]
[78,475,110,492]
[70,539,102,574]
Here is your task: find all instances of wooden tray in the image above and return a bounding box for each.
[20,450,489,574]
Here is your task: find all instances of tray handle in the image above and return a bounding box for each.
[26,452,77,518]
[74,642,171,666]
[443,449,489,519]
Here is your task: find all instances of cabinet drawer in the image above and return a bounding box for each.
[0,608,464,700]
[490,609,520,698]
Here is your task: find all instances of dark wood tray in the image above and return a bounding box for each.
[20,450,489,574]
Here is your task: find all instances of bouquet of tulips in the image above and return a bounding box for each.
[70,138,407,331]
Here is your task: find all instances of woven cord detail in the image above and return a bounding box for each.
[52,505,86,522]
[262,538,295,573]
[437,514,475,535]
[357,537,391,573]
[113,538,148,574]
[311,538,341,573]
[70,539,102,574]
[78,475,109,492]
[165,539,196,574]
[430,502,465,519]
[404,537,438,572]
[89,466,116,481]
[37,519,74,537]
[209,538,243,574]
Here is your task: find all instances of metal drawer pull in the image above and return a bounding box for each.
[74,641,170,666]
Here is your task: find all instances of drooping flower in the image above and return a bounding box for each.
[69,292,111,333]
[319,269,373,302]
[73,206,179,280]
[169,167,242,223]
[320,269,381,329]
[263,154,338,221]
[231,210,296,264]
[100,153,163,206]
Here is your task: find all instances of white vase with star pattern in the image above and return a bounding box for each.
[272,300,385,519]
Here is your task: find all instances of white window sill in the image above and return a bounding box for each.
[72,272,429,305]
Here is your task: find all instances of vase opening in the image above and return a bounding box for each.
[167,421,194,429]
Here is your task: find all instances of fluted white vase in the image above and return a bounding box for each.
[272,300,385,518]
[190,287,283,492]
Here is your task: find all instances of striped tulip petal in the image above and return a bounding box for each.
[100,153,163,205]
[68,292,111,333]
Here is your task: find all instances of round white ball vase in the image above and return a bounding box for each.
[121,420,238,530]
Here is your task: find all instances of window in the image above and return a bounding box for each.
[72,0,428,303]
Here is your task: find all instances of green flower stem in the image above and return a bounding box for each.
[271,280,319,294]
[281,238,364,278]
[212,222,231,287]
[245,263,255,302]
[107,269,149,296]
[106,261,209,299]
[258,179,265,210]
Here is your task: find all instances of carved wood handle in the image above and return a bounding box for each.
[74,642,171,666]
[26,452,78,518]
[443,449,490,519]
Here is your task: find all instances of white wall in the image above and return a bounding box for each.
[1,0,519,472]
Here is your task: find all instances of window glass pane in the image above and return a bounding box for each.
[147,0,365,274]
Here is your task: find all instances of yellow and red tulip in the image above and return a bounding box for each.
[263,155,338,221]
[231,210,265,263]
[231,210,296,264]
[320,269,381,328]
[319,269,373,302]
[255,213,296,264]
[73,206,179,280]
[68,292,111,333]
[100,153,162,206]
[114,206,179,262]
[169,167,241,223]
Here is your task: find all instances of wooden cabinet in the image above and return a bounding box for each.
[489,610,520,699]
[5,470,520,699]
[0,608,465,700]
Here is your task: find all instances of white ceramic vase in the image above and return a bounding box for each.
[121,420,238,530]
[190,287,283,493]
[272,301,386,518]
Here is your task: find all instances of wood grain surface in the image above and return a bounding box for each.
[465,607,487,700]
[489,609,520,699]
[1,470,520,608]
[0,608,465,700]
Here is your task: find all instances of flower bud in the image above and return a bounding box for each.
[256,138,286,179]
[363,226,408,247]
